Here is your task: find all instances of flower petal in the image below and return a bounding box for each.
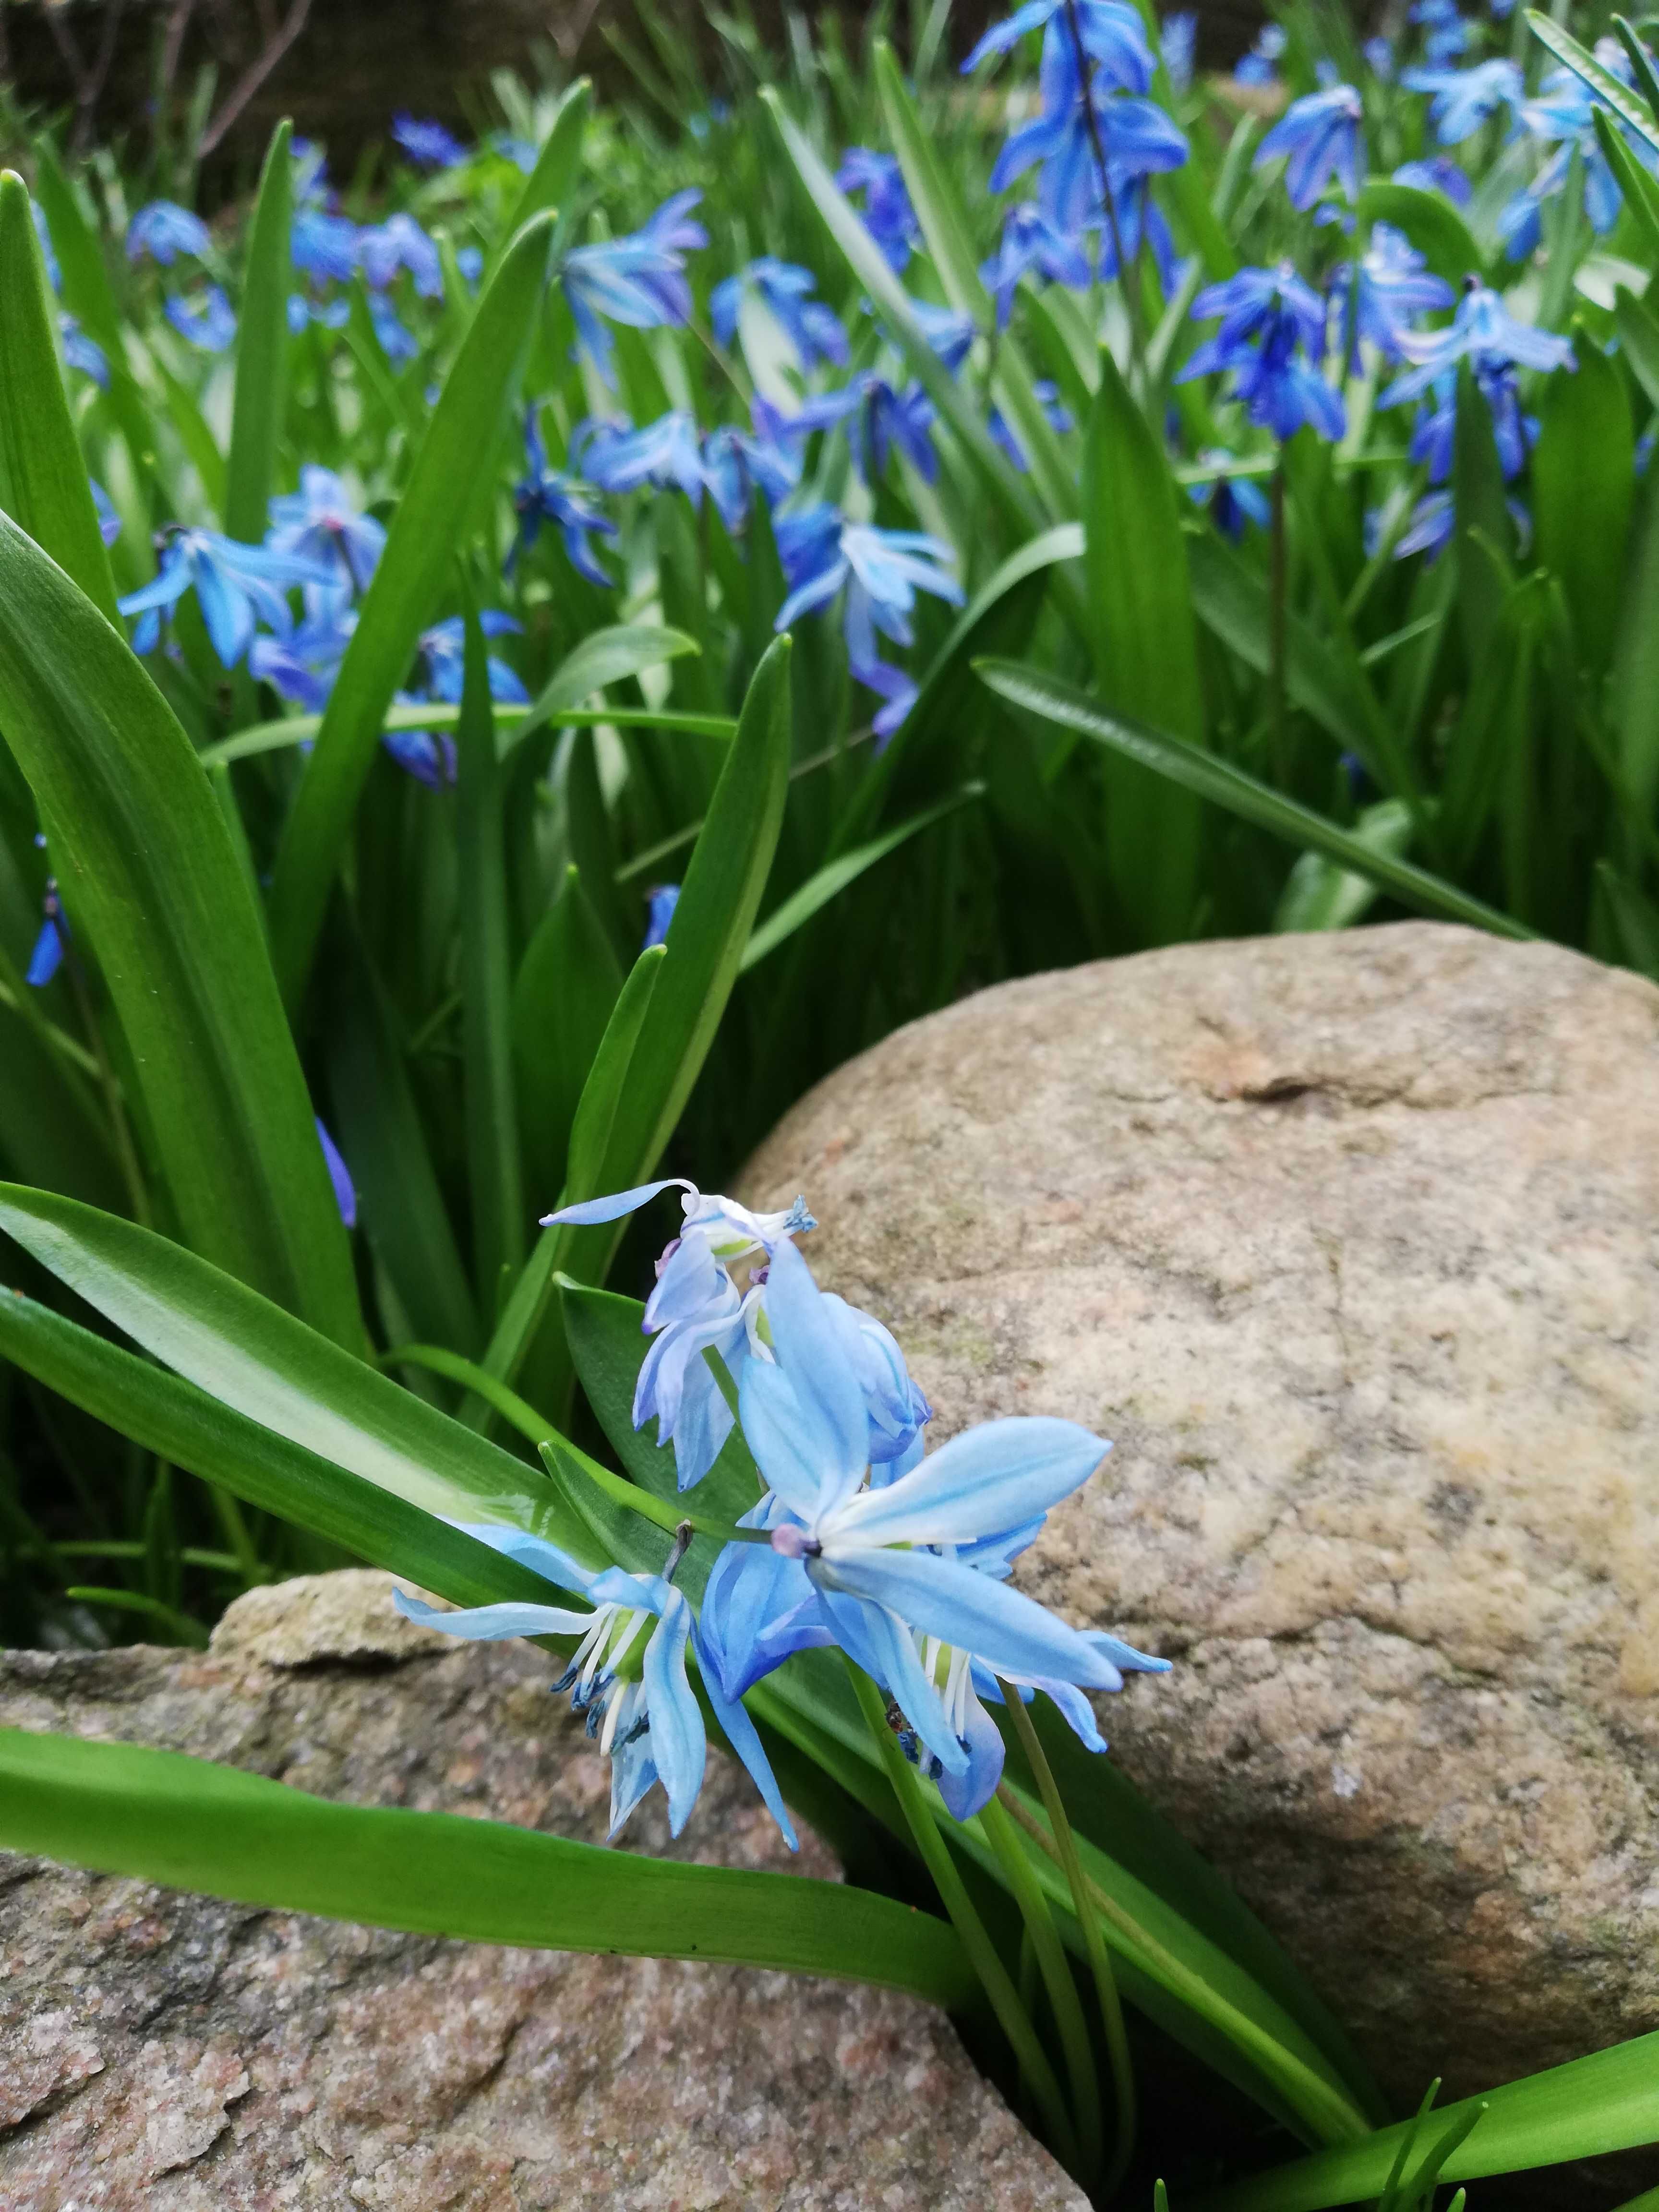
[830,1416,1108,1547]
[393,1589,596,1640]
[541,1177,692,1227]
[813,1545,1123,1687]
[642,1591,705,1836]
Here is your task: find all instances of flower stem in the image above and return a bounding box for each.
[1064,0,1142,373]
[981,1789,1104,2186]
[1000,1689,1136,2197]
[843,1658,1081,2175]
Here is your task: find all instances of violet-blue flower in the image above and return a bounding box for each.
[1331,222,1454,369]
[964,0,1155,92]
[60,314,108,386]
[127,199,210,266]
[291,208,360,284]
[710,257,849,370]
[1401,57,1521,143]
[267,466,386,599]
[119,529,334,666]
[1382,277,1574,409]
[1180,263,1346,442]
[164,285,236,352]
[791,374,939,486]
[1254,83,1364,208]
[358,211,443,299]
[835,149,920,271]
[561,191,705,383]
[512,409,618,587]
[992,27,1188,235]
[701,408,802,531]
[643,884,680,950]
[981,203,1091,330]
[315,1118,357,1229]
[1163,10,1197,93]
[1392,155,1473,204]
[774,508,964,740]
[579,409,710,505]
[25,879,66,989]
[1235,23,1285,84]
[391,113,469,169]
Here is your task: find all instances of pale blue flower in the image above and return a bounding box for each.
[835,149,920,271]
[359,211,443,298]
[1254,83,1364,208]
[1363,35,1395,80]
[368,293,418,364]
[250,607,352,709]
[701,406,802,531]
[60,313,108,386]
[643,884,680,948]
[1235,23,1285,84]
[992,27,1188,235]
[394,1523,796,1845]
[561,191,706,384]
[120,529,333,665]
[392,113,469,168]
[900,296,979,370]
[1382,278,1574,408]
[267,466,386,597]
[981,204,1091,330]
[990,379,1073,469]
[127,199,210,266]
[25,879,65,988]
[964,0,1156,94]
[709,257,849,370]
[541,1179,818,1491]
[1163,10,1198,93]
[774,510,964,740]
[791,374,939,485]
[288,291,351,334]
[1180,263,1346,442]
[1332,222,1454,368]
[316,1118,357,1228]
[164,285,237,352]
[579,409,710,503]
[291,208,359,283]
[1392,155,1473,204]
[1401,57,1521,143]
[512,409,618,587]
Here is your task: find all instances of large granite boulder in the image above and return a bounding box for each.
[0,1570,1084,2212]
[741,922,1659,2114]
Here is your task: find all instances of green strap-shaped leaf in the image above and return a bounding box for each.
[494,78,590,274]
[741,788,982,972]
[1533,339,1635,678]
[974,660,1534,939]
[224,120,292,541]
[506,623,702,759]
[268,212,556,1009]
[202,698,733,771]
[1594,109,1659,262]
[0,520,362,1346]
[0,172,120,622]
[512,866,623,1209]
[0,1182,576,1548]
[1527,11,1659,156]
[0,1724,974,2008]
[1190,2028,1659,2212]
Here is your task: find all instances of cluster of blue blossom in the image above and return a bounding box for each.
[398,1178,1166,1841]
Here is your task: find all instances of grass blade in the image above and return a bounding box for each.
[223,120,292,542]
[1526,12,1659,155]
[741,787,982,971]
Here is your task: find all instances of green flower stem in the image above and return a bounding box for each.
[996,1788,1370,2148]
[1000,1687,1137,2198]
[981,1789,1104,2186]
[843,1659,1081,2174]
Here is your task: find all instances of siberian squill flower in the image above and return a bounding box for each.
[834,149,920,270]
[315,1118,357,1228]
[1189,457,1272,539]
[1413,0,1471,66]
[1235,23,1286,85]
[60,314,108,386]
[774,509,964,741]
[990,380,1073,471]
[1392,155,1473,204]
[1254,83,1364,208]
[561,191,706,383]
[981,204,1091,331]
[643,884,681,949]
[1401,57,1521,143]
[579,410,710,505]
[119,529,334,665]
[1382,277,1574,409]
[992,26,1188,235]
[392,113,469,168]
[791,374,939,486]
[267,466,386,598]
[710,258,849,371]
[358,211,443,298]
[127,200,210,266]
[964,0,1155,91]
[701,408,802,531]
[1179,263,1346,443]
[1163,11,1198,94]
[292,208,360,284]
[26,878,66,988]
[1331,222,1454,370]
[394,1523,796,1844]
[541,1179,821,1491]
[699,1238,1166,1820]
[1363,35,1395,80]
[512,410,618,587]
[164,286,236,352]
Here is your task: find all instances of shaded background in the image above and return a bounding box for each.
[1,0,1268,177]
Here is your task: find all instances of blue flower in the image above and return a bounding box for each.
[512,410,618,587]
[1401,57,1521,142]
[578,409,710,504]
[288,292,351,334]
[541,1179,820,1490]
[267,466,387,599]
[1189,457,1272,539]
[1381,277,1575,409]
[60,313,108,386]
[1392,155,1473,204]
[1179,262,1346,442]
[643,884,680,949]
[709,257,849,370]
[119,529,334,666]
[414,611,528,717]
[701,1237,1165,1818]
[1163,11,1198,93]
[899,296,979,371]
[1331,222,1454,369]
[392,113,469,169]
[368,293,418,364]
[91,481,121,547]
[791,374,939,486]
[1094,169,1180,291]
[990,379,1074,470]
[701,407,802,531]
[561,191,706,383]
[315,1118,357,1228]
[774,509,964,740]
[457,245,483,286]
[834,149,920,271]
[358,211,443,298]
[394,1523,796,1845]
[1414,0,1472,65]
[33,201,60,291]
[964,0,1156,93]
[992,26,1188,235]
[291,208,360,283]
[25,879,66,988]
[1254,83,1364,208]
[127,200,210,266]
[981,204,1091,330]
[163,285,237,352]
[249,606,353,709]
[1404,365,1535,485]
[1363,35,1395,79]
[1235,23,1285,84]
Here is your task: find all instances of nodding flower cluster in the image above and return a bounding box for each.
[397,1179,1167,1843]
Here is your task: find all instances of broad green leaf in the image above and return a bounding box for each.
[0,1724,974,2008]
[1612,472,1659,815]
[0,514,362,1346]
[1440,579,1544,875]
[742,787,981,971]
[0,1183,581,1550]
[507,623,702,757]
[1614,12,1659,130]
[496,78,590,267]
[512,866,624,1213]
[1190,2027,1659,2211]
[268,213,556,1010]
[760,89,1044,540]
[1357,182,1484,287]
[1594,110,1659,262]
[1616,285,1659,411]
[1533,339,1633,676]
[1452,360,1512,671]
[1275,799,1414,933]
[0,171,120,622]
[201,699,734,770]
[975,660,1534,939]
[1084,349,1206,944]
[456,600,525,1300]
[0,1286,565,1605]
[1527,12,1659,157]
[223,120,292,542]
[873,38,1075,520]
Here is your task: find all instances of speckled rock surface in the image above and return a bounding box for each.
[0,1569,1085,2212]
[741,921,1659,2113]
